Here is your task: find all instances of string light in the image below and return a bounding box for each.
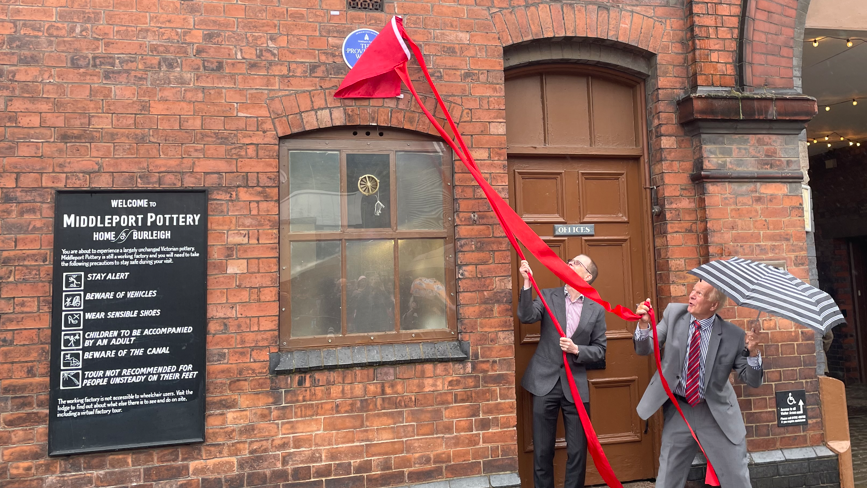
[808,132,865,149]
[819,96,867,112]
[810,36,867,47]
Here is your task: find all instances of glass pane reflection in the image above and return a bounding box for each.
[396,152,444,230]
[399,239,448,330]
[289,241,341,337]
[346,240,395,334]
[287,151,340,233]
[346,153,391,229]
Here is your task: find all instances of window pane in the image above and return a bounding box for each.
[399,239,448,330]
[287,151,340,233]
[346,153,391,229]
[290,241,341,337]
[396,152,444,230]
[346,240,395,334]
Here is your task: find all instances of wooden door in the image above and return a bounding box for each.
[506,66,657,486]
[850,239,867,382]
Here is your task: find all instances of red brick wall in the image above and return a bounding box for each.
[0,1,816,487]
[691,133,820,451]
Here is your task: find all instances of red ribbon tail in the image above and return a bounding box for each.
[394,47,625,488]
[392,30,718,488]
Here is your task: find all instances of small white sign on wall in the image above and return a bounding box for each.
[802,184,813,233]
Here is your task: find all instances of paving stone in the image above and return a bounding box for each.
[411,482,449,488]
[489,473,521,487]
[813,445,835,458]
[781,447,816,460]
[751,450,786,464]
[448,476,489,488]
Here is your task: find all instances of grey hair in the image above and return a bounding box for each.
[708,286,728,308]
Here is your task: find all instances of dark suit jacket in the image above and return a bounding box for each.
[518,287,607,403]
[634,303,764,444]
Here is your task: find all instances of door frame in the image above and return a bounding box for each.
[504,63,662,480]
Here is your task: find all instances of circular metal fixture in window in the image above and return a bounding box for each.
[357,174,380,196]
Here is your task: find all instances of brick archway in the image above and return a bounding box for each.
[266,89,464,138]
[491,4,666,54]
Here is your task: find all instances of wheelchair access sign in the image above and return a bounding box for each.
[342,28,379,68]
[775,389,807,427]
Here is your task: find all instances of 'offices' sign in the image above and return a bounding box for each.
[553,224,595,236]
[49,190,207,455]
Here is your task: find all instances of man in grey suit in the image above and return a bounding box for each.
[634,281,762,487]
[517,255,607,488]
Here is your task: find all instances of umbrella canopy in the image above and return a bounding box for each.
[687,257,845,334]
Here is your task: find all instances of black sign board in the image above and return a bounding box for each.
[553,224,595,236]
[775,389,808,427]
[49,190,207,456]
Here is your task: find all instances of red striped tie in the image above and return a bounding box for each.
[685,321,702,407]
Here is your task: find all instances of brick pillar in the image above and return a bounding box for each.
[679,94,824,449]
[685,0,741,89]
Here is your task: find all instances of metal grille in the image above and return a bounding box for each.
[348,0,383,12]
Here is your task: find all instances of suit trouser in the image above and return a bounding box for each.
[532,379,590,488]
[657,396,751,488]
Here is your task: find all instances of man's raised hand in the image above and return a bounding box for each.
[635,298,652,328]
[745,321,761,356]
[520,260,532,289]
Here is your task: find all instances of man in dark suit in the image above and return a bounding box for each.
[517,255,607,488]
[633,281,763,487]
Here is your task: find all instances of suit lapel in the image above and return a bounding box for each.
[703,315,724,385]
[571,298,594,341]
[550,287,568,333]
[673,312,692,372]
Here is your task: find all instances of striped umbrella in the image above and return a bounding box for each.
[687,257,845,334]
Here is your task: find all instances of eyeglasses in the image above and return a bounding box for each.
[569,258,591,277]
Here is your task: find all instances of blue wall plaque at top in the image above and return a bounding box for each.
[342,28,379,68]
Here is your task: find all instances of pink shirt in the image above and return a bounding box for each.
[565,286,584,338]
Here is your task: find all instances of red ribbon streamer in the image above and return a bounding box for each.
[344,23,719,487]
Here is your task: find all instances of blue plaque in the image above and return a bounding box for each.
[553,224,595,236]
[342,28,379,68]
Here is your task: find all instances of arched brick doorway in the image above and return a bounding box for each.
[506,64,657,487]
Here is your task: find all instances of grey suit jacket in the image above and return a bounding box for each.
[518,287,607,403]
[634,303,763,444]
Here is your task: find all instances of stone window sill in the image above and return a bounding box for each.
[269,341,469,374]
